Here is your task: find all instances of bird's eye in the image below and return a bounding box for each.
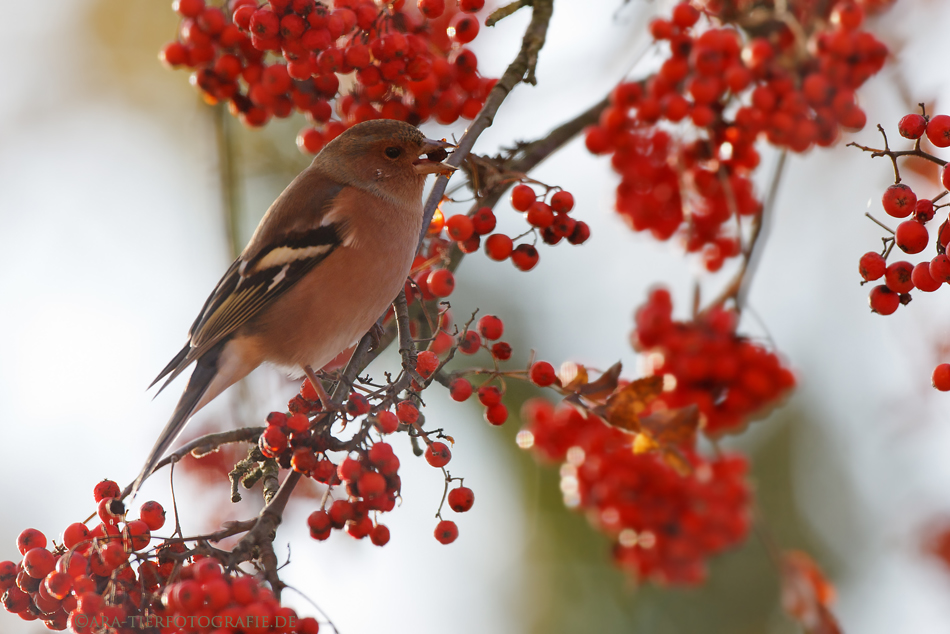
[385,146,402,159]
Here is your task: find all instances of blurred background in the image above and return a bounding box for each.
[3,0,950,632]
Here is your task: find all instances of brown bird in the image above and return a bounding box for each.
[133,119,454,496]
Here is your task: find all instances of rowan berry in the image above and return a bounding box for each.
[416,350,440,377]
[882,184,916,218]
[98,497,125,526]
[61,523,89,549]
[446,214,474,241]
[458,330,482,354]
[427,269,455,297]
[174,0,205,18]
[530,361,557,387]
[511,184,536,211]
[550,190,575,213]
[374,410,399,434]
[511,244,540,271]
[396,400,419,424]
[899,113,927,139]
[933,364,950,391]
[418,0,444,19]
[912,262,941,292]
[434,520,459,544]
[471,207,496,234]
[17,529,46,556]
[916,199,936,223]
[484,403,508,425]
[930,254,950,283]
[449,378,473,402]
[485,234,514,260]
[140,501,166,531]
[895,220,929,254]
[884,260,914,293]
[477,385,502,406]
[425,442,452,468]
[287,412,310,432]
[460,0,484,11]
[491,341,512,361]
[346,393,371,416]
[868,285,900,315]
[568,221,591,245]
[459,234,481,253]
[859,251,886,281]
[527,202,555,228]
[370,524,391,546]
[477,315,503,340]
[450,14,480,43]
[927,114,950,148]
[23,548,55,579]
[448,486,475,512]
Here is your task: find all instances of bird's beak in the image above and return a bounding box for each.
[414,138,457,176]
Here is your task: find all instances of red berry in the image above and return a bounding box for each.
[912,262,942,292]
[899,113,927,139]
[671,2,700,28]
[459,0,484,11]
[484,403,508,426]
[868,285,900,315]
[568,221,591,245]
[427,269,455,297]
[449,378,473,402]
[307,510,332,535]
[530,361,557,387]
[477,315,503,340]
[370,524,391,546]
[140,501,166,531]
[471,207,496,234]
[97,497,125,526]
[62,523,90,550]
[485,234,514,260]
[884,260,914,293]
[446,214,474,241]
[895,220,929,254]
[450,14,480,44]
[510,184,536,211]
[434,520,459,544]
[511,244,540,271]
[859,251,886,281]
[933,364,950,391]
[916,199,935,223]
[396,400,419,424]
[17,529,46,556]
[491,341,512,361]
[346,392,371,416]
[23,548,55,579]
[458,330,482,354]
[447,486,475,512]
[526,202,554,229]
[416,350,440,377]
[550,190,575,213]
[882,184,916,218]
[374,410,399,434]
[418,0,444,19]
[174,0,205,18]
[930,254,950,283]
[425,442,452,468]
[477,385,502,406]
[927,115,950,148]
[287,412,310,432]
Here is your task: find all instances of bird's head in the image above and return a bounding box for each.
[315,119,456,206]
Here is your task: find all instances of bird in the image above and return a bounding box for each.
[132,119,455,496]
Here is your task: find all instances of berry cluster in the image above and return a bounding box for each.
[1,480,318,632]
[585,0,887,271]
[632,288,795,436]
[161,0,493,153]
[441,183,589,274]
[853,109,950,390]
[520,399,751,585]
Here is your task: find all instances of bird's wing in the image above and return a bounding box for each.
[151,170,348,392]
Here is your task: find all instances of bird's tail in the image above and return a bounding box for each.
[130,342,225,499]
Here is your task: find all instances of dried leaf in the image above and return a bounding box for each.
[576,361,623,401]
[781,551,841,634]
[639,404,700,448]
[632,433,658,454]
[604,376,664,432]
[559,362,589,392]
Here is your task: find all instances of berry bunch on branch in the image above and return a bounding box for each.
[4,0,922,630]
